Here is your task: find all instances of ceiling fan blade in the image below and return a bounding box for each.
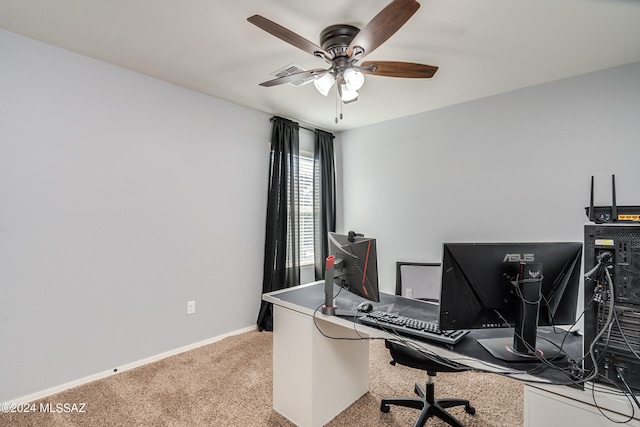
[347,0,420,58]
[259,68,329,87]
[248,15,333,60]
[360,61,438,78]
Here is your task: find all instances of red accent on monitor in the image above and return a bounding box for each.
[326,255,335,270]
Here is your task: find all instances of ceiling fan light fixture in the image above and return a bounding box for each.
[313,72,335,96]
[249,0,438,110]
[338,83,359,103]
[343,68,365,91]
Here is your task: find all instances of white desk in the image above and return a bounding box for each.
[264,281,640,427]
[270,297,370,426]
[525,382,640,426]
[263,282,517,426]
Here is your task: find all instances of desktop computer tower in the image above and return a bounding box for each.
[584,223,640,392]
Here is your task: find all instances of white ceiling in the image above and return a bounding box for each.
[1,0,639,132]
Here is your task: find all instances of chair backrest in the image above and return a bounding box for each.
[395,262,442,302]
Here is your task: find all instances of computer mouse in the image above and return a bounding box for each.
[356,302,374,313]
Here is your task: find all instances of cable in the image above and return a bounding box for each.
[589,371,635,424]
[491,308,571,377]
[617,367,640,411]
[579,258,640,422]
[312,303,377,341]
[583,266,616,384]
[488,270,573,371]
[312,303,513,374]
[313,302,609,391]
[313,263,639,422]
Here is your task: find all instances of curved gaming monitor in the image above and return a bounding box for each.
[321,232,380,316]
[439,242,583,362]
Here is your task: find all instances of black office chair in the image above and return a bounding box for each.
[381,340,475,427]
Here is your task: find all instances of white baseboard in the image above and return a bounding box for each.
[4,325,258,405]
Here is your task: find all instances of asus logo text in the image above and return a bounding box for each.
[503,253,535,262]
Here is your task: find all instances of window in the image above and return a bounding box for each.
[299,155,315,265]
[283,152,315,269]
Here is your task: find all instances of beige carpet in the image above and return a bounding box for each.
[1,330,523,426]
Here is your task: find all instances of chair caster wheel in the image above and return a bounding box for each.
[380,403,390,413]
[465,405,476,415]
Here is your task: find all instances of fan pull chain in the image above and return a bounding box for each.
[335,87,339,123]
[334,87,344,124]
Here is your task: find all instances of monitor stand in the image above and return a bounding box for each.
[477,336,563,362]
[479,269,564,362]
[320,256,364,317]
[320,282,366,317]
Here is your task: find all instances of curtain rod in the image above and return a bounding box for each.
[270,116,335,138]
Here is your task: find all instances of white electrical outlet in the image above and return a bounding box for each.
[405,288,413,299]
[187,300,196,315]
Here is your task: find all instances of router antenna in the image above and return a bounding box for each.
[589,176,595,222]
[612,174,618,222]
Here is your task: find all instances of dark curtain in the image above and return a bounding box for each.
[313,129,337,280]
[257,116,300,331]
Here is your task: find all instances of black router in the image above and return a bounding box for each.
[586,175,640,223]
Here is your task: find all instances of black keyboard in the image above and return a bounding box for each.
[359,311,469,345]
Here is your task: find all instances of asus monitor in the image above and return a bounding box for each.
[439,242,583,362]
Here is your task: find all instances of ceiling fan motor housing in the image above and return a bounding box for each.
[320,24,360,59]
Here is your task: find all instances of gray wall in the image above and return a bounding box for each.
[0,30,271,401]
[2,25,639,403]
[340,62,640,294]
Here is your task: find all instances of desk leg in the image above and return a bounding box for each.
[272,305,369,427]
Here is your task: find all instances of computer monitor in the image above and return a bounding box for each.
[321,232,380,316]
[439,242,583,362]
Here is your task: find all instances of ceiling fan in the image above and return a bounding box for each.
[247,0,438,105]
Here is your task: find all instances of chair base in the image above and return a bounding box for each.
[381,381,475,427]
